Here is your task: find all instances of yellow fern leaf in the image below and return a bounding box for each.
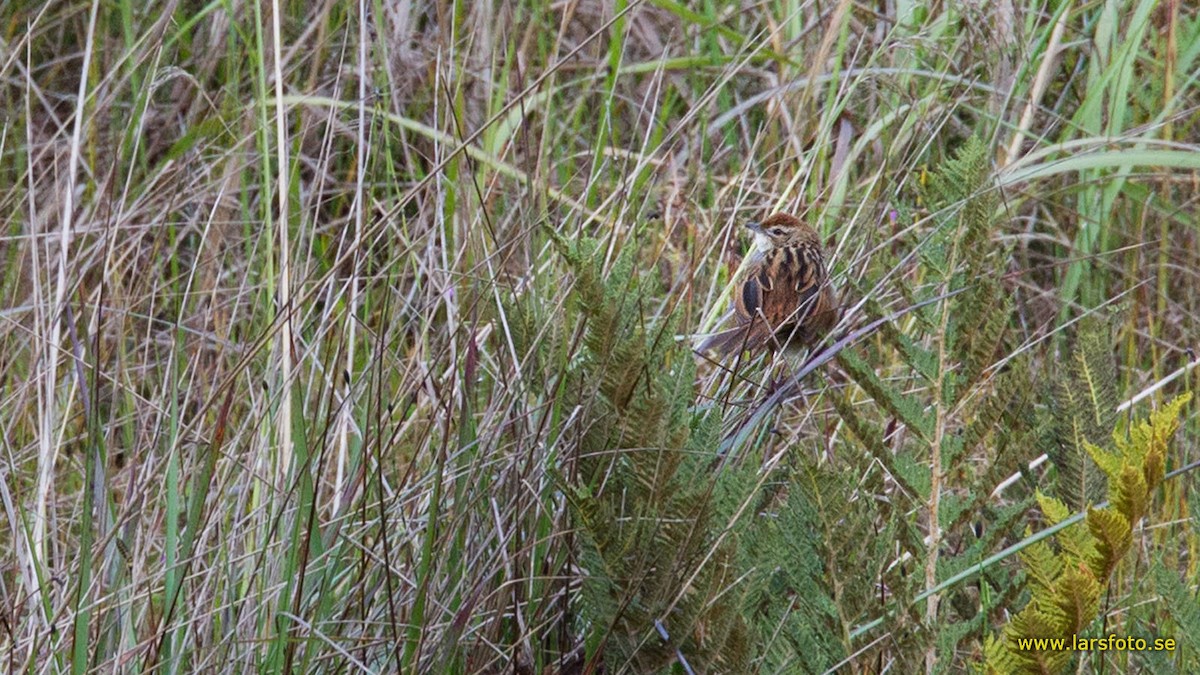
[1083,440,1122,481]
[1086,507,1132,579]
[1054,562,1101,633]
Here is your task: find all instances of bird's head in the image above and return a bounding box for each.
[745,213,819,250]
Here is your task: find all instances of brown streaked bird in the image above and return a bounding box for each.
[700,213,838,357]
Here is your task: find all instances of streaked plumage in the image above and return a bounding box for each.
[700,213,838,357]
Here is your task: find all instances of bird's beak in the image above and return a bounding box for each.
[744,220,763,233]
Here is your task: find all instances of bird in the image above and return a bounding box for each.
[699,213,838,358]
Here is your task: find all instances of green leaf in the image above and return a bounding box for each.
[1086,507,1131,580]
[1083,440,1122,481]
[1036,492,1071,525]
[1053,562,1101,634]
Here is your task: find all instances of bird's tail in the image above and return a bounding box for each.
[696,327,750,356]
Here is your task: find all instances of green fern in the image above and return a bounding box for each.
[829,387,926,498]
[555,230,889,673]
[836,138,1039,668]
[836,349,934,445]
[1150,559,1200,659]
[1045,317,1120,510]
[985,393,1191,674]
[556,234,753,673]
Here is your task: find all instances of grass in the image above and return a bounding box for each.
[2,0,1199,672]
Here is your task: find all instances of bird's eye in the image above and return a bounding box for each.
[771,228,785,236]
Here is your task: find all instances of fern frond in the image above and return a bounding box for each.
[990,393,1190,674]
[956,282,1010,393]
[557,234,763,672]
[1086,507,1132,580]
[982,633,1020,674]
[1019,536,1065,595]
[1052,562,1102,634]
[1110,464,1150,528]
[837,350,933,444]
[1114,392,1192,488]
[1074,323,1121,432]
[1005,608,1074,673]
[1046,318,1119,510]
[1151,559,1200,655]
[1034,492,1095,563]
[829,389,925,498]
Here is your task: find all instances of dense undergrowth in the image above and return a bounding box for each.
[1,1,1198,673]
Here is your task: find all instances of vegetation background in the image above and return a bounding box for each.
[1,0,1198,672]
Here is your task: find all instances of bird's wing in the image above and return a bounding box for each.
[761,246,822,323]
[703,245,832,355]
